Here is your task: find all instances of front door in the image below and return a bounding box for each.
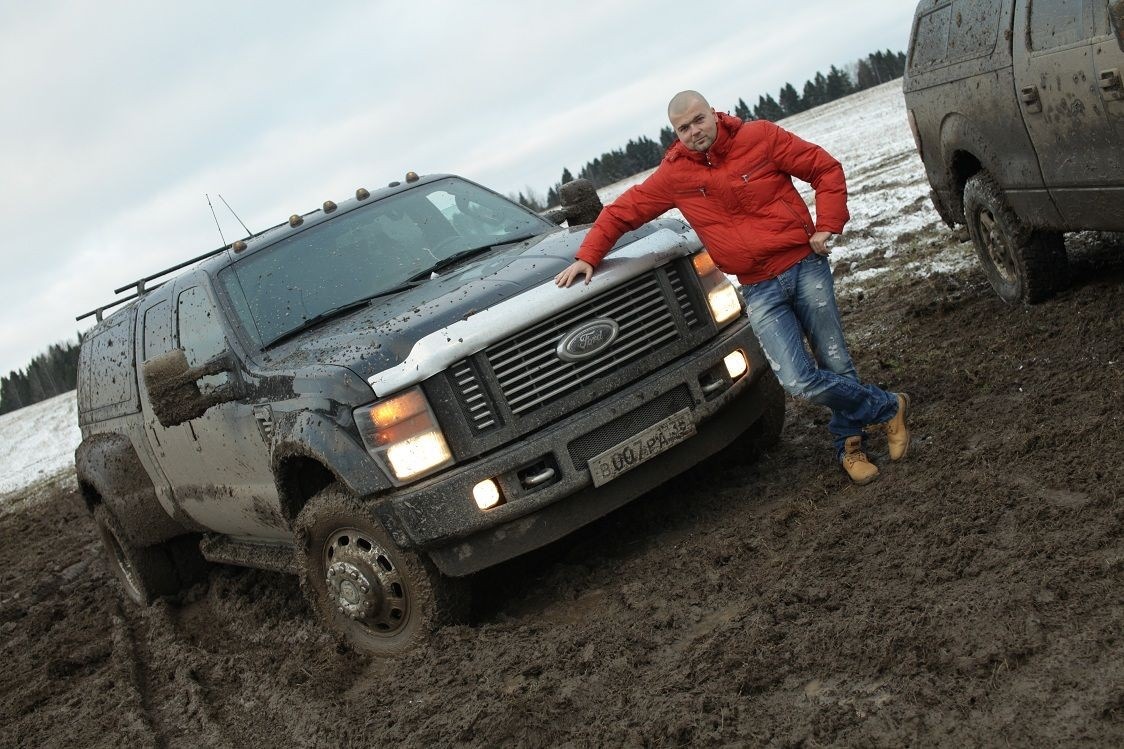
[144,276,288,539]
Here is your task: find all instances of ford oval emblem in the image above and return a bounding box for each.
[556,319,619,362]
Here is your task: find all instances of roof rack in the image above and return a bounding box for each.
[75,243,233,322]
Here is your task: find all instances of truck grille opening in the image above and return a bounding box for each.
[448,265,704,432]
[567,386,693,469]
[485,269,692,416]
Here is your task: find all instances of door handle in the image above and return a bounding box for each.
[1099,69,1123,99]
[1019,86,1042,113]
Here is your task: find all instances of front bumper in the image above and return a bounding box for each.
[373,318,777,576]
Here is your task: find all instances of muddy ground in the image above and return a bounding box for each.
[2,228,1122,747]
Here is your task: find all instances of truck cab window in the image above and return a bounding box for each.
[1029,0,1093,50]
[176,286,230,392]
[143,301,172,360]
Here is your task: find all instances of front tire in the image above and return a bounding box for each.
[295,485,466,656]
[93,505,182,605]
[962,172,1067,304]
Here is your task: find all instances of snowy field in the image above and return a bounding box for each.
[0,80,965,502]
[0,390,81,499]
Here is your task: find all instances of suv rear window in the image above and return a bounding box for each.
[77,309,138,422]
[1029,0,1094,50]
[910,0,1004,71]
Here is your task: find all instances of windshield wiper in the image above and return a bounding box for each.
[261,280,423,349]
[407,234,538,282]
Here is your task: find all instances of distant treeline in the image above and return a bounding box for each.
[0,339,82,416]
[511,49,907,210]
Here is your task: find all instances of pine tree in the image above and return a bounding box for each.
[825,65,854,100]
[561,167,574,184]
[753,94,785,122]
[659,126,677,150]
[734,97,752,121]
[856,58,877,90]
[778,83,804,116]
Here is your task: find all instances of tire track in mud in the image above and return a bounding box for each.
[110,592,232,748]
[108,600,164,748]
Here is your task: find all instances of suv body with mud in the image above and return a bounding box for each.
[903,0,1124,303]
[74,174,783,655]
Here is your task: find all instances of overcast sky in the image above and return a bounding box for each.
[0,0,917,377]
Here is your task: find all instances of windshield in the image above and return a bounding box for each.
[218,177,552,348]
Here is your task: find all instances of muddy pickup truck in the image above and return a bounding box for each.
[74,174,783,655]
[903,0,1124,302]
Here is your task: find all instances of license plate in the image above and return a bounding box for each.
[588,408,696,487]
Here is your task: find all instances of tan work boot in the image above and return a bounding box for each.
[884,393,911,461]
[841,436,879,485]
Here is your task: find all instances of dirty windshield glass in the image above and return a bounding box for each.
[218,178,551,348]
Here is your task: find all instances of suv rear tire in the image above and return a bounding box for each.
[962,172,1067,304]
[295,485,467,656]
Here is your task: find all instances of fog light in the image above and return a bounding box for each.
[473,479,502,510]
[723,350,748,380]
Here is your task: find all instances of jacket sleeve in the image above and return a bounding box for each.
[764,121,849,234]
[574,169,675,267]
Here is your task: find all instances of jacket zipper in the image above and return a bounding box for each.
[781,199,813,236]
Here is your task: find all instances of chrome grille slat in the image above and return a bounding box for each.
[667,267,699,327]
[488,293,669,378]
[467,271,690,417]
[450,361,499,433]
[494,314,674,395]
[500,330,681,413]
[487,286,666,365]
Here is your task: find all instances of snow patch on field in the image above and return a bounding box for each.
[0,390,81,497]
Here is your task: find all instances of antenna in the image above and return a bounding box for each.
[219,194,253,237]
[206,194,227,246]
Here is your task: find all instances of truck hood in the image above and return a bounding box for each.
[263,219,693,388]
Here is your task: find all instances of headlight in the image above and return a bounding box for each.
[355,387,453,482]
[692,251,742,325]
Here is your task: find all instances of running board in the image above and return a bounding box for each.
[200,534,299,575]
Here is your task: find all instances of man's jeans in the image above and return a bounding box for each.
[739,252,898,459]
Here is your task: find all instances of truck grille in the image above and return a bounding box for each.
[486,271,682,416]
[447,265,704,432]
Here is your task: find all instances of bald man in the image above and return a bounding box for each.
[555,91,911,484]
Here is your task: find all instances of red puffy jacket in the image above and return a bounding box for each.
[575,112,849,285]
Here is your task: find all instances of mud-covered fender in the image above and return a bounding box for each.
[938,112,1000,220]
[271,410,392,501]
[75,433,186,547]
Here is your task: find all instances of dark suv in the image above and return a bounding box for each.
[903,0,1124,302]
[75,174,783,655]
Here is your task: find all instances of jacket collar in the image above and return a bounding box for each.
[667,111,743,164]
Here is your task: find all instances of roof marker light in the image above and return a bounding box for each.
[232,240,247,253]
[405,171,419,183]
[356,188,370,200]
[323,200,337,213]
[289,214,303,228]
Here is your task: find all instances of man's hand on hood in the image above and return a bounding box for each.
[555,260,594,288]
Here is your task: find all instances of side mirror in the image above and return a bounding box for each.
[559,179,604,226]
[142,348,239,428]
[538,206,569,225]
